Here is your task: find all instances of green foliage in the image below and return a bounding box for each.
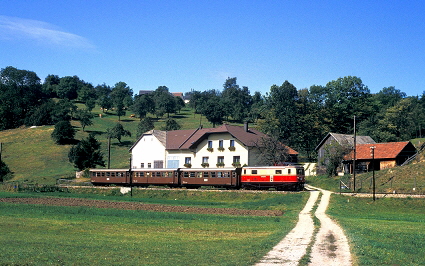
[74,109,93,131]
[51,120,76,145]
[136,117,154,138]
[57,76,81,100]
[0,160,12,182]
[107,123,131,143]
[162,118,181,131]
[0,66,44,130]
[68,134,105,171]
[322,142,351,177]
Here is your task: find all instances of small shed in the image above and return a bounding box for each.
[315,132,376,166]
[343,141,417,173]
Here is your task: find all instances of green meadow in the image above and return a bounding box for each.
[328,194,425,265]
[0,190,308,265]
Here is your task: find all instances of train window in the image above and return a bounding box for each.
[101,172,105,177]
[155,172,161,177]
[190,172,195,178]
[183,172,189,178]
[297,169,304,175]
[106,172,110,177]
[96,172,100,177]
[203,172,209,178]
[140,172,145,177]
[251,170,257,174]
[111,172,115,177]
[225,172,230,178]
[288,169,291,174]
[243,169,246,174]
[197,172,202,178]
[275,170,282,174]
[217,172,222,178]
[211,172,216,178]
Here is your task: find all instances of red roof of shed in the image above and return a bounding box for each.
[345,142,411,160]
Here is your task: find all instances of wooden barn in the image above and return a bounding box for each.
[343,141,417,173]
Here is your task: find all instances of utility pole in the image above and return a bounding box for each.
[353,116,356,192]
[107,136,111,169]
[370,146,376,201]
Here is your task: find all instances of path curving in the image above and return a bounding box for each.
[308,189,352,266]
[256,190,320,265]
[256,186,352,265]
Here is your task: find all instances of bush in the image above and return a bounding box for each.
[51,120,75,144]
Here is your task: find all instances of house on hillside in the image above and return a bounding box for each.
[129,124,298,169]
[343,141,417,173]
[315,132,376,166]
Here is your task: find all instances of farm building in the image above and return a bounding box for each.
[315,132,376,166]
[343,141,417,173]
[129,123,298,169]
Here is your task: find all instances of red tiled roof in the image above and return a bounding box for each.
[345,142,411,160]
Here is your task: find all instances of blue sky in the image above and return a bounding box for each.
[1,1,424,96]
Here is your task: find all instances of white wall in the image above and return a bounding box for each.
[131,134,166,168]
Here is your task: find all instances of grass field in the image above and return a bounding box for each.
[0,106,219,184]
[0,190,308,265]
[328,194,425,265]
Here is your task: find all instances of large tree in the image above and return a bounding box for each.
[107,123,131,144]
[111,82,133,120]
[0,159,12,182]
[131,93,155,119]
[0,66,44,130]
[68,134,105,171]
[136,117,154,138]
[51,120,75,145]
[265,81,298,144]
[152,86,176,118]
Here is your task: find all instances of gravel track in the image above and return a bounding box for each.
[256,186,352,265]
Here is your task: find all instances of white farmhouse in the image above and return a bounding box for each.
[130,123,298,169]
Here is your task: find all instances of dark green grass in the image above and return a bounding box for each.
[0,191,308,265]
[328,195,425,265]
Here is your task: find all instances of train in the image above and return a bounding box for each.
[90,164,305,191]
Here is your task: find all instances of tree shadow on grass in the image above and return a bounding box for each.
[85,130,104,136]
[111,140,133,147]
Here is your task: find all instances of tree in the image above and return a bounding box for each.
[108,123,131,144]
[111,82,133,120]
[221,77,253,122]
[25,99,56,126]
[175,96,185,113]
[68,134,105,171]
[42,74,60,98]
[321,142,351,177]
[202,96,225,127]
[0,159,12,182]
[75,109,94,132]
[0,66,44,130]
[51,120,75,145]
[162,118,181,131]
[152,86,176,117]
[51,99,77,123]
[254,136,290,166]
[131,94,155,119]
[136,117,154,138]
[57,76,82,100]
[265,81,298,144]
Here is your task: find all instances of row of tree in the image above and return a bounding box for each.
[2,66,425,164]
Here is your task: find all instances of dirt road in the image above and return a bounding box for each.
[256,186,352,266]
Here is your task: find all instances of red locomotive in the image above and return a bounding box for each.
[90,164,305,191]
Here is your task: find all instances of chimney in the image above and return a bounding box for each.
[244,121,249,132]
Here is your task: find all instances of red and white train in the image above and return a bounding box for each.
[90,164,305,191]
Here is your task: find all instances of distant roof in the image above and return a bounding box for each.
[171,92,184,98]
[315,132,376,151]
[344,141,416,160]
[131,124,298,155]
[138,90,154,95]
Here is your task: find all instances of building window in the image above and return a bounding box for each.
[217,156,224,163]
[185,157,191,164]
[230,140,235,147]
[141,163,144,168]
[233,156,240,163]
[148,163,152,168]
[202,157,209,163]
[219,140,223,148]
[208,140,213,148]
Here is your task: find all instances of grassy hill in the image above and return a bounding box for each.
[2,104,425,191]
[0,106,220,184]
